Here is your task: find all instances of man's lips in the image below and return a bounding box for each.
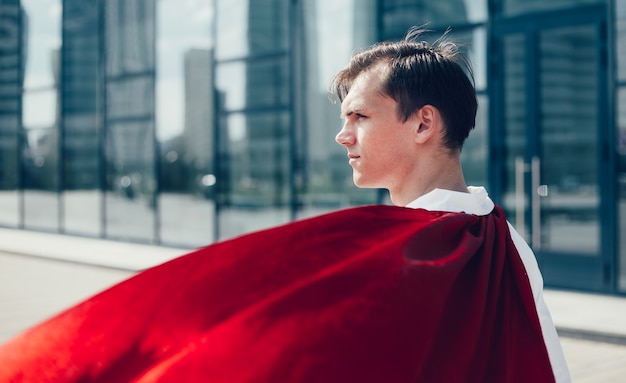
[348,154,360,164]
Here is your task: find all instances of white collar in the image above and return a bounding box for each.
[405,186,495,216]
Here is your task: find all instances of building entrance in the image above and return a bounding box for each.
[491,5,613,291]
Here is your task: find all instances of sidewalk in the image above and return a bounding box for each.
[542,290,626,382]
[1,227,625,382]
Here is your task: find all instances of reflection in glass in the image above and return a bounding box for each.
[216,58,289,111]
[214,0,292,240]
[615,88,626,291]
[214,1,249,60]
[157,0,215,247]
[219,112,290,207]
[617,0,626,81]
[103,0,156,242]
[502,34,527,239]
[538,25,599,254]
[21,0,60,231]
[502,0,602,17]
[215,111,291,239]
[215,0,289,60]
[0,0,24,227]
[62,0,102,236]
[381,0,486,39]
[22,126,59,231]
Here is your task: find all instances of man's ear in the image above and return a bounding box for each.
[414,105,439,144]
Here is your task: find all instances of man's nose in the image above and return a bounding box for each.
[335,123,354,146]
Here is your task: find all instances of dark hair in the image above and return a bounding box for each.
[330,27,477,151]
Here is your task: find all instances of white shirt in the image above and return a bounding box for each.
[406,187,572,383]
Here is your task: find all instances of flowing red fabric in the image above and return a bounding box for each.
[0,205,555,382]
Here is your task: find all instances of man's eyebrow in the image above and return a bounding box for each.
[340,108,365,118]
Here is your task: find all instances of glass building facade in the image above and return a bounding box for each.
[0,0,625,294]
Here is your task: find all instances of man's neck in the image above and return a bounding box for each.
[390,156,468,207]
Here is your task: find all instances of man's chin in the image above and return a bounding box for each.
[352,176,377,189]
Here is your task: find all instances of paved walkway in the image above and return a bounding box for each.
[1,227,625,382]
[543,289,626,382]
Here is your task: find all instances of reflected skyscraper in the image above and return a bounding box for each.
[242,1,290,207]
[62,0,100,190]
[183,48,213,188]
[102,0,157,241]
[0,0,25,193]
[103,0,156,193]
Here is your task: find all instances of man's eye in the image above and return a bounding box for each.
[356,113,367,119]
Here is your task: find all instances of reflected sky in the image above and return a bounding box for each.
[19,0,214,141]
[314,0,356,92]
[22,0,60,130]
[19,0,485,138]
[157,0,213,141]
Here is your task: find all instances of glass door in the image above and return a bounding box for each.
[493,6,611,290]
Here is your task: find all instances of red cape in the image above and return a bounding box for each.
[0,205,555,382]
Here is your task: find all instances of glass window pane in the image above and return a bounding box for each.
[62,0,102,236]
[617,87,626,291]
[107,78,154,120]
[22,127,59,231]
[617,0,626,81]
[22,0,61,231]
[104,0,155,75]
[105,122,156,240]
[157,0,215,248]
[213,0,293,240]
[502,33,528,237]
[214,1,249,60]
[220,112,290,206]
[381,0,487,40]
[215,0,289,60]
[501,0,602,17]
[216,57,289,111]
[103,0,156,242]
[0,0,23,227]
[538,24,599,254]
[217,112,290,239]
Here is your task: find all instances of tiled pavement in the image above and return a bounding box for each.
[1,227,626,382]
[559,337,626,382]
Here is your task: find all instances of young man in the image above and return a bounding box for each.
[332,28,571,382]
[0,31,570,382]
